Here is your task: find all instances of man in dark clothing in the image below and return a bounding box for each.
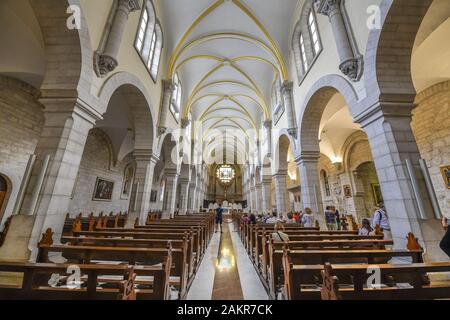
[440,216,450,258]
[215,203,224,233]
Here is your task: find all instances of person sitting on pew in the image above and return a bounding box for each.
[266,212,279,224]
[440,216,450,258]
[293,212,301,224]
[249,213,257,225]
[358,219,374,236]
[285,213,295,224]
[271,222,289,242]
[301,208,315,228]
[372,203,392,240]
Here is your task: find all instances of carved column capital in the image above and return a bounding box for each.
[315,0,341,17]
[118,0,141,15]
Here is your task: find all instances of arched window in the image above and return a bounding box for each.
[170,73,181,122]
[299,33,308,73]
[308,10,321,56]
[135,1,163,81]
[321,170,331,197]
[292,1,322,83]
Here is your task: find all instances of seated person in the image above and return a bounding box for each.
[265,212,279,224]
[271,222,289,242]
[358,218,373,236]
[285,212,295,224]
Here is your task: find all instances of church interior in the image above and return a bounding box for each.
[0,0,449,302]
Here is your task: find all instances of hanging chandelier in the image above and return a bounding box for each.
[216,164,235,188]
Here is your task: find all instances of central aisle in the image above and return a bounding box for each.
[187,216,269,300]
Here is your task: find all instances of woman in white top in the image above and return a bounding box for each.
[301,208,315,228]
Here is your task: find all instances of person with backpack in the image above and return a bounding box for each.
[372,203,391,240]
[215,203,224,233]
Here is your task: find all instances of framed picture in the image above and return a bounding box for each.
[93,178,114,201]
[121,164,135,200]
[150,190,157,203]
[371,183,384,207]
[343,185,352,198]
[441,166,450,189]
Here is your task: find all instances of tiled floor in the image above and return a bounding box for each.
[187,217,269,300]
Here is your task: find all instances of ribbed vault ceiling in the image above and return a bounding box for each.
[160,0,298,162]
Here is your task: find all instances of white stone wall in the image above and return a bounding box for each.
[412,82,450,217]
[0,84,43,224]
[68,130,133,215]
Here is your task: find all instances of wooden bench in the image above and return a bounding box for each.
[0,263,170,300]
[320,262,450,300]
[280,247,424,300]
[37,229,188,299]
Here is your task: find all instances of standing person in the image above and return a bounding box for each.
[440,216,450,258]
[372,203,391,240]
[215,203,224,233]
[301,208,315,228]
[325,206,337,230]
[331,206,341,230]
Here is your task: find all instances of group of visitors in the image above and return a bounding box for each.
[241,208,317,228]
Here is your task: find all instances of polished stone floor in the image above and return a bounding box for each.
[187,216,268,300]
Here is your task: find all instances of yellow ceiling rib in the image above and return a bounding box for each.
[167,0,225,78]
[202,116,255,130]
[185,80,268,119]
[175,55,225,72]
[170,32,281,78]
[198,95,256,123]
[231,56,278,72]
[200,103,256,128]
[232,0,288,80]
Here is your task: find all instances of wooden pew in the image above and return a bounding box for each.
[72,229,201,270]
[320,262,450,300]
[37,229,188,299]
[280,246,424,300]
[61,234,196,279]
[0,263,170,300]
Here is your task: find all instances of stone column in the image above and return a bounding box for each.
[297,153,329,229]
[95,0,141,77]
[355,102,434,250]
[315,0,362,81]
[281,82,297,138]
[157,80,175,135]
[163,169,179,219]
[20,99,101,261]
[264,121,273,157]
[273,171,290,217]
[188,184,196,213]
[261,179,272,213]
[179,178,190,215]
[296,152,323,215]
[133,150,158,225]
[255,183,263,214]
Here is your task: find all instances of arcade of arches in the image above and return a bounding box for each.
[0,0,449,300]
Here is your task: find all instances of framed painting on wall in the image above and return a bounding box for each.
[93,178,114,201]
[343,185,352,198]
[371,183,384,207]
[441,166,450,189]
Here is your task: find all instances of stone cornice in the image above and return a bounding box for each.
[354,101,415,128]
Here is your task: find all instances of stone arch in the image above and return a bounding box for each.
[363,0,434,105]
[298,75,359,154]
[274,134,294,174]
[98,72,156,152]
[30,0,94,103]
[0,174,12,226]
[88,128,117,170]
[342,131,372,174]
[156,132,180,170]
